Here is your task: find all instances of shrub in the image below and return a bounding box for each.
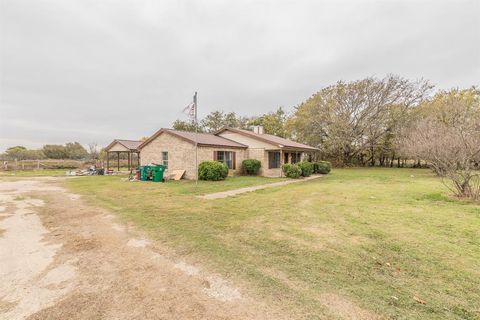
[242,159,261,175]
[298,161,314,177]
[314,161,331,174]
[282,163,302,178]
[198,161,228,181]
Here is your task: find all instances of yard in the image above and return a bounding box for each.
[64,168,480,319]
[0,169,69,177]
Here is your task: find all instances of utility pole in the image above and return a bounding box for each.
[194,91,198,185]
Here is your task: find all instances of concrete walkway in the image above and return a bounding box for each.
[199,175,322,200]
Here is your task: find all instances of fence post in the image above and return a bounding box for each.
[22,160,25,170]
[37,160,40,169]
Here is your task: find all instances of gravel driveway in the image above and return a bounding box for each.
[0,177,285,320]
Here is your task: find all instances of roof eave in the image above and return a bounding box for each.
[137,129,168,150]
[138,128,248,150]
[197,143,247,149]
[105,139,139,152]
[216,127,318,151]
[104,139,119,152]
[215,127,281,147]
[281,146,320,151]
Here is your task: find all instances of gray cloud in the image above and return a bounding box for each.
[1,0,479,151]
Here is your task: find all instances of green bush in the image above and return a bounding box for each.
[314,161,331,174]
[282,163,302,178]
[242,159,261,175]
[198,161,229,181]
[298,161,314,177]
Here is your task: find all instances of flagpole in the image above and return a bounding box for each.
[194,91,198,185]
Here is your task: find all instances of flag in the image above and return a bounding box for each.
[182,102,195,120]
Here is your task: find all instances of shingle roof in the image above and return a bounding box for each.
[117,140,142,150]
[138,129,248,149]
[215,128,319,151]
[105,139,142,151]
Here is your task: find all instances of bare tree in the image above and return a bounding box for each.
[400,88,480,200]
[88,142,99,160]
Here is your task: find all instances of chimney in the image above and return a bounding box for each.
[252,125,264,135]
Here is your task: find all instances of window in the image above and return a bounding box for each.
[215,151,236,169]
[162,151,168,168]
[268,151,281,169]
[291,152,302,164]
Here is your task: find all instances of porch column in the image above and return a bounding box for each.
[280,149,283,177]
[106,152,110,170]
[117,152,120,171]
[128,152,131,171]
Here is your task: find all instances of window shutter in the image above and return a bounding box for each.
[232,152,236,170]
[213,151,218,160]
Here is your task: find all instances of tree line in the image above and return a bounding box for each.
[173,107,289,138]
[1,142,99,160]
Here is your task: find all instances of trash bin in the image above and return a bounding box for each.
[139,166,150,181]
[151,165,166,182]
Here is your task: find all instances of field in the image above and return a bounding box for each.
[65,168,480,319]
[0,169,69,177]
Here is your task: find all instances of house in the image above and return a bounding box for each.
[137,126,318,179]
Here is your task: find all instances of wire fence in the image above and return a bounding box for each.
[0,159,117,171]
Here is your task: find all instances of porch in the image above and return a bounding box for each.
[265,149,315,177]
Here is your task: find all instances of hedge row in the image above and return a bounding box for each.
[282,161,331,178]
[314,161,331,174]
[198,159,331,181]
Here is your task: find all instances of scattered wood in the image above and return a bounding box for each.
[169,170,185,181]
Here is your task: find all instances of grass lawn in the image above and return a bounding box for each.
[0,169,69,177]
[65,169,480,319]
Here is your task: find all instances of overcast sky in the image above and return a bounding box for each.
[1,0,479,151]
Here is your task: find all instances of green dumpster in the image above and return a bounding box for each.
[139,166,150,181]
[151,165,166,182]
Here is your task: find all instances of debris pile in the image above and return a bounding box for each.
[65,166,105,176]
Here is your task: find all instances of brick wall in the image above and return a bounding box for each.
[140,132,246,179]
[245,148,283,177]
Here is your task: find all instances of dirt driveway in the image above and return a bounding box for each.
[0,178,285,320]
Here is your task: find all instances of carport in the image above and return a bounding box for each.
[104,139,141,171]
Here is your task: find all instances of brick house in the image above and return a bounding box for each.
[138,126,318,179]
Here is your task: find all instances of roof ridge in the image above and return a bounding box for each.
[165,128,217,136]
[212,135,248,147]
[215,127,318,150]
[138,128,248,149]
